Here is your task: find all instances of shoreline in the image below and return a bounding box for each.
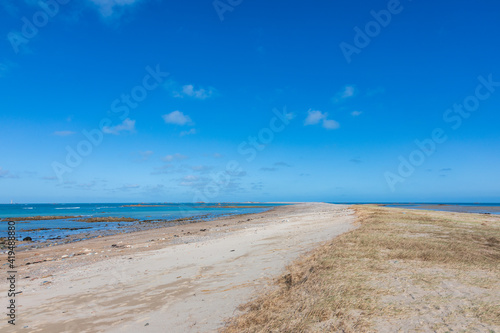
[0,203,354,332]
[0,209,275,252]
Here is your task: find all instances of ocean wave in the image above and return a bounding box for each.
[55,207,80,210]
[23,207,34,210]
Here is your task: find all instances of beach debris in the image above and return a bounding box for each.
[283,273,293,288]
[200,229,207,232]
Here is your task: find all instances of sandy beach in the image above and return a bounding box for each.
[1,203,354,332]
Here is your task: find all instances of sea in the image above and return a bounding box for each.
[0,203,281,244]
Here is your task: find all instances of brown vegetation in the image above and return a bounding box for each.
[221,205,500,332]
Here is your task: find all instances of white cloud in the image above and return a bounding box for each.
[102,118,136,135]
[88,0,143,18]
[304,109,340,130]
[173,84,216,100]
[180,175,201,186]
[162,111,192,126]
[54,130,76,136]
[162,153,188,162]
[165,79,217,100]
[342,85,356,98]
[322,119,340,130]
[351,111,363,117]
[180,128,196,137]
[333,85,357,103]
[304,109,327,125]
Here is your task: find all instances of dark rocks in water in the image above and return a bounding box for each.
[1,216,79,222]
[79,217,138,223]
[23,237,33,241]
[21,228,51,232]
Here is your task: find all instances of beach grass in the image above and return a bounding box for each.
[221,205,500,332]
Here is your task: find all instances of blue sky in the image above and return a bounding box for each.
[1,0,499,203]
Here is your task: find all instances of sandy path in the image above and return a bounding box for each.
[3,203,354,332]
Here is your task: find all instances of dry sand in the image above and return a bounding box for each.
[1,203,354,332]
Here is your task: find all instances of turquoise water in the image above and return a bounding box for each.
[0,203,281,242]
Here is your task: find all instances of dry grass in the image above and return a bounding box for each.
[220,205,500,332]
